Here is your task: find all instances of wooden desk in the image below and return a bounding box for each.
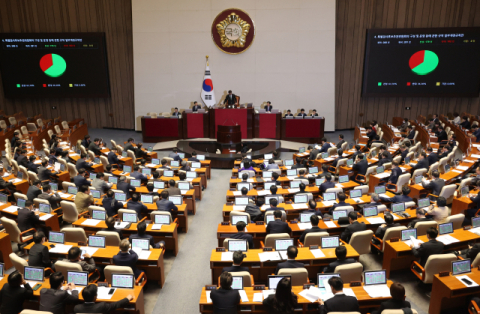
[199,283,393,314]
[281,118,325,143]
[0,232,13,269]
[25,240,165,288]
[0,203,60,232]
[73,218,179,256]
[209,246,359,284]
[354,126,369,145]
[381,124,402,144]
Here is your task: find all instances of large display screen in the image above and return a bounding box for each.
[0,33,110,98]
[362,27,480,97]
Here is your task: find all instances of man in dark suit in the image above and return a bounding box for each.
[400,145,408,162]
[336,134,345,149]
[127,193,148,218]
[130,220,164,248]
[18,200,42,235]
[264,198,285,213]
[380,186,413,203]
[102,189,124,217]
[426,147,439,166]
[266,210,291,234]
[113,238,144,278]
[438,145,450,159]
[328,192,349,216]
[303,199,323,217]
[188,151,200,162]
[458,242,480,260]
[319,173,335,193]
[407,125,415,140]
[87,138,102,156]
[297,108,307,117]
[17,150,28,168]
[388,161,403,185]
[38,184,62,208]
[412,152,429,171]
[372,283,411,314]
[172,107,181,117]
[28,231,53,268]
[107,147,120,166]
[165,179,181,196]
[81,135,91,148]
[366,126,377,147]
[284,109,294,118]
[117,176,136,199]
[375,213,401,240]
[319,137,331,153]
[73,168,91,188]
[26,180,42,201]
[223,90,237,107]
[11,131,21,149]
[124,138,135,153]
[27,155,39,174]
[422,170,445,197]
[291,157,303,170]
[460,116,471,129]
[264,101,273,112]
[0,271,35,314]
[223,251,250,273]
[468,181,480,219]
[310,109,319,117]
[130,165,148,182]
[101,217,124,239]
[275,246,305,274]
[73,284,133,314]
[436,126,448,143]
[318,277,359,313]
[332,149,344,168]
[192,101,202,112]
[410,227,444,266]
[340,211,366,243]
[230,221,254,249]
[377,152,391,167]
[309,145,320,160]
[299,214,326,243]
[352,154,368,179]
[323,245,357,273]
[39,272,79,314]
[76,153,93,172]
[210,272,241,314]
[156,190,178,214]
[37,160,56,181]
[407,208,433,228]
[352,144,362,159]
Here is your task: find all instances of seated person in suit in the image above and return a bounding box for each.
[130,220,164,248]
[316,164,330,179]
[126,193,148,218]
[271,171,282,186]
[172,107,181,117]
[92,172,113,194]
[377,152,391,167]
[151,170,161,181]
[457,240,480,260]
[296,169,307,180]
[426,196,449,224]
[101,216,123,240]
[422,170,445,198]
[26,180,42,201]
[107,147,120,167]
[460,116,471,129]
[74,284,133,314]
[328,192,349,216]
[223,90,237,108]
[319,137,331,153]
[188,151,200,162]
[266,210,291,234]
[284,109,294,118]
[436,125,448,143]
[407,125,415,140]
[113,239,144,278]
[352,154,368,179]
[372,282,411,314]
[378,145,392,161]
[366,126,377,147]
[438,145,450,159]
[27,155,39,173]
[102,189,124,217]
[297,108,307,117]
[336,134,345,150]
[192,101,202,112]
[340,211,366,243]
[38,184,62,209]
[299,214,326,243]
[264,198,285,213]
[291,157,303,170]
[266,159,279,170]
[410,227,444,267]
[168,148,182,161]
[323,245,357,273]
[88,138,102,156]
[310,109,319,117]
[134,143,148,162]
[468,181,480,220]
[262,277,298,312]
[73,168,91,188]
[75,154,93,172]
[275,246,305,274]
[380,186,413,203]
[159,159,171,169]
[28,231,53,269]
[239,160,256,173]
[319,173,335,193]
[407,208,433,228]
[317,277,359,313]
[211,272,241,313]
[146,182,159,197]
[412,152,429,171]
[469,124,480,142]
[303,199,323,217]
[17,200,42,235]
[180,160,191,171]
[399,144,408,162]
[272,150,281,161]
[63,247,97,273]
[0,271,35,314]
[375,213,400,240]
[230,221,254,249]
[332,149,343,168]
[156,190,178,214]
[388,161,402,185]
[399,118,409,132]
[81,135,91,148]
[351,144,362,159]
[39,271,79,314]
[130,165,148,182]
[37,159,56,181]
[264,101,273,112]
[222,250,249,273]
[104,164,114,174]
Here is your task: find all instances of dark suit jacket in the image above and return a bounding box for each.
[389,167,403,184]
[266,220,292,234]
[131,171,148,181]
[211,288,240,314]
[28,243,52,268]
[224,94,237,105]
[192,105,202,112]
[17,207,41,232]
[127,201,148,217]
[155,199,178,214]
[336,140,345,149]
[377,158,390,167]
[413,158,429,171]
[265,105,273,112]
[319,143,330,153]
[73,175,90,188]
[340,221,366,243]
[117,181,136,199]
[81,139,91,148]
[284,113,293,118]
[130,233,161,248]
[38,192,62,208]
[263,293,298,313]
[74,298,130,314]
[297,113,307,117]
[372,299,411,314]
[462,243,480,260]
[108,151,119,165]
[436,130,448,142]
[17,155,28,168]
[230,232,254,249]
[275,259,305,275]
[88,142,102,156]
[323,258,357,273]
[26,185,42,201]
[319,181,335,193]
[76,159,93,172]
[353,159,368,175]
[320,293,359,314]
[412,239,445,266]
[39,288,79,314]
[375,223,401,239]
[0,283,34,314]
[422,178,445,196]
[222,265,250,273]
[102,197,124,217]
[38,166,54,181]
[381,194,413,204]
[113,249,143,278]
[310,149,320,159]
[299,226,327,243]
[427,153,439,166]
[329,201,349,215]
[461,120,471,129]
[408,130,415,139]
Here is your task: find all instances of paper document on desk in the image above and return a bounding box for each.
[297,222,312,230]
[258,251,281,262]
[114,222,130,229]
[452,170,463,173]
[464,159,475,163]
[39,214,53,221]
[239,290,249,302]
[324,221,337,228]
[436,234,460,245]
[322,201,335,207]
[471,154,480,159]
[343,288,357,299]
[221,252,234,261]
[278,251,288,260]
[404,237,423,249]
[139,251,152,259]
[292,204,308,210]
[2,172,10,177]
[9,178,22,183]
[49,244,73,253]
[335,184,344,188]
[288,188,300,193]
[97,287,115,300]
[287,176,296,180]
[378,193,389,198]
[233,206,246,212]
[469,228,480,236]
[399,167,407,172]
[456,275,479,287]
[69,153,79,157]
[2,205,20,213]
[80,246,98,257]
[253,293,263,302]
[392,214,401,220]
[180,190,189,195]
[351,198,364,203]
[299,286,324,303]
[376,173,391,178]
[206,291,212,303]
[232,191,242,196]
[151,224,163,230]
[366,217,386,224]
[82,219,101,226]
[146,163,156,167]
[257,190,270,196]
[310,249,325,258]
[457,166,469,170]
[247,179,254,183]
[323,157,334,161]
[363,284,391,298]
[262,290,276,299]
[58,192,72,198]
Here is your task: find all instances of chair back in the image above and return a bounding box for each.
[223,238,250,250]
[104,265,134,285]
[334,206,354,214]
[264,210,286,222]
[458,178,472,192]
[428,162,439,176]
[334,262,363,283]
[353,185,368,194]
[376,205,387,213]
[423,254,457,283]
[228,271,253,287]
[327,147,337,156]
[472,254,480,268]
[55,261,83,279]
[1,217,22,243]
[404,201,416,209]
[9,116,17,125]
[88,205,105,217]
[62,121,69,130]
[445,214,465,230]
[127,150,136,163]
[325,187,343,194]
[28,171,39,184]
[239,170,255,178]
[0,120,7,130]
[100,156,109,167]
[383,162,392,171]
[62,181,76,190]
[33,198,50,209]
[20,125,28,135]
[18,166,28,183]
[54,125,62,135]
[392,155,402,164]
[150,211,173,223]
[118,209,137,221]
[47,129,54,139]
[303,232,329,246]
[20,310,55,314]
[61,201,80,223]
[277,268,309,286]
[67,163,78,178]
[264,233,290,248]
[349,230,373,255]
[415,221,438,236]
[14,192,28,201]
[62,227,87,243]
[9,253,28,273]
[394,173,411,193]
[96,231,121,246]
[230,211,251,224]
[363,166,376,184]
[439,184,457,205]
[412,168,427,179]
[381,226,407,251]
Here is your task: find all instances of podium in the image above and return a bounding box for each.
[217,125,241,144]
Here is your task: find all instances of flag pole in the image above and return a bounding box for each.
[206,55,209,66]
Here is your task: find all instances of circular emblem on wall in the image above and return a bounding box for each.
[211,9,255,55]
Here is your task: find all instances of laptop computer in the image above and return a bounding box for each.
[265,214,275,224]
[152,159,160,165]
[130,179,141,188]
[374,186,386,195]
[299,147,305,153]
[24,266,44,284]
[452,259,471,275]
[263,171,273,179]
[186,171,197,178]
[67,271,88,287]
[154,181,165,189]
[228,239,248,252]
[231,215,248,225]
[132,238,150,251]
[178,182,190,191]
[49,231,65,244]
[154,214,170,225]
[0,262,3,278]
[286,169,296,176]
[231,276,244,290]
[91,189,101,199]
[123,213,138,223]
[142,168,152,175]
[123,165,132,173]
[414,176,423,185]
[264,153,273,160]
[178,153,185,159]
[39,203,51,214]
[418,198,430,209]
[197,155,205,161]
[92,210,106,221]
[376,166,384,174]
[140,194,153,204]
[108,176,118,184]
[169,195,182,205]
[315,178,325,186]
[350,189,362,199]
[439,222,453,235]
[17,198,26,208]
[290,180,301,189]
[112,274,135,289]
[163,170,174,177]
[317,273,340,291]
[321,236,340,248]
[363,206,378,217]
[309,167,318,174]
[401,229,417,241]
[363,270,387,285]
[300,213,314,223]
[264,182,276,190]
[338,175,349,183]
[294,194,308,204]
[346,159,354,167]
[88,235,106,248]
[237,182,250,191]
[67,187,78,195]
[275,239,294,251]
[114,192,126,202]
[235,197,249,206]
[268,275,291,290]
[323,192,336,202]
[50,182,58,191]
[90,172,97,179]
[170,161,180,167]
[284,160,294,167]
[192,162,201,169]
[391,203,405,214]
[332,210,347,221]
[472,217,480,228]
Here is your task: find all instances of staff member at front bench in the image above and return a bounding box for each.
[223,90,237,108]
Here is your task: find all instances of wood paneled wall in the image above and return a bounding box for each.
[0,0,134,129]
[336,0,480,130]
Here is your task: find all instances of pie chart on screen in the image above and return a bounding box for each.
[39,53,66,77]
[409,50,439,75]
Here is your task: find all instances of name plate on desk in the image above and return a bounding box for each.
[390,237,399,242]
[350,281,362,287]
[263,247,273,251]
[303,283,315,289]
[256,221,264,225]
[216,247,226,252]
[253,285,265,290]
[309,245,319,250]
[439,271,450,277]
[205,285,217,290]
[290,220,297,224]
[98,282,109,287]
[221,222,230,226]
